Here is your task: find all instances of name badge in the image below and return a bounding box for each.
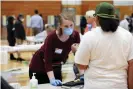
[55,48,63,54]
[12,28,15,31]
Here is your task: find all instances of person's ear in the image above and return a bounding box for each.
[96,16,100,26]
[94,17,96,21]
[95,16,98,21]
[60,24,64,29]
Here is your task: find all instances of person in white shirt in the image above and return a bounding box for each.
[34,24,55,43]
[30,10,43,36]
[75,2,133,89]
[120,13,133,35]
[84,10,97,33]
[26,24,54,44]
[120,16,130,31]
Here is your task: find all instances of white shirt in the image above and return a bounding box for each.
[120,19,129,31]
[30,14,43,31]
[75,26,133,89]
[26,31,47,43]
[79,33,83,40]
[35,31,47,42]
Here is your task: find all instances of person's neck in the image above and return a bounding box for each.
[56,30,70,42]
[91,21,97,27]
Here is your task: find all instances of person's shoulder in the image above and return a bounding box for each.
[118,26,129,33]
[73,30,79,34]
[46,30,56,39]
[31,15,35,18]
[117,26,132,37]
[44,30,47,34]
[85,27,100,35]
[31,15,40,18]
[35,15,42,19]
[72,30,80,38]
[121,19,126,22]
[121,19,128,24]
[83,27,101,41]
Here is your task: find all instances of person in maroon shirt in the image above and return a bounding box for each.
[29,13,80,86]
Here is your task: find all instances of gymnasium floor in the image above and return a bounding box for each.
[1,40,75,86]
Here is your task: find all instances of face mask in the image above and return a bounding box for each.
[87,24,92,31]
[63,27,73,36]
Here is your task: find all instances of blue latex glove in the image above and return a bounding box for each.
[80,75,84,81]
[50,78,62,86]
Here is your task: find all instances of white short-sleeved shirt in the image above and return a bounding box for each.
[35,30,47,41]
[120,19,129,31]
[75,26,133,89]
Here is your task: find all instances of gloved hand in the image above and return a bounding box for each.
[80,75,84,81]
[50,78,62,86]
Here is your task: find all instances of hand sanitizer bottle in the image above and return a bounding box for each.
[30,73,38,89]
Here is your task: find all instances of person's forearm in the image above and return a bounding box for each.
[128,59,133,89]
[71,43,79,54]
[76,64,88,75]
[47,71,55,80]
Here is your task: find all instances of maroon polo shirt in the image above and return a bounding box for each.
[29,30,80,73]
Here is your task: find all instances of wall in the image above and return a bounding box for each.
[81,1,133,20]
[115,6,133,20]
[1,1,133,39]
[81,1,113,15]
[62,5,82,15]
[1,1,61,20]
[1,1,61,39]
